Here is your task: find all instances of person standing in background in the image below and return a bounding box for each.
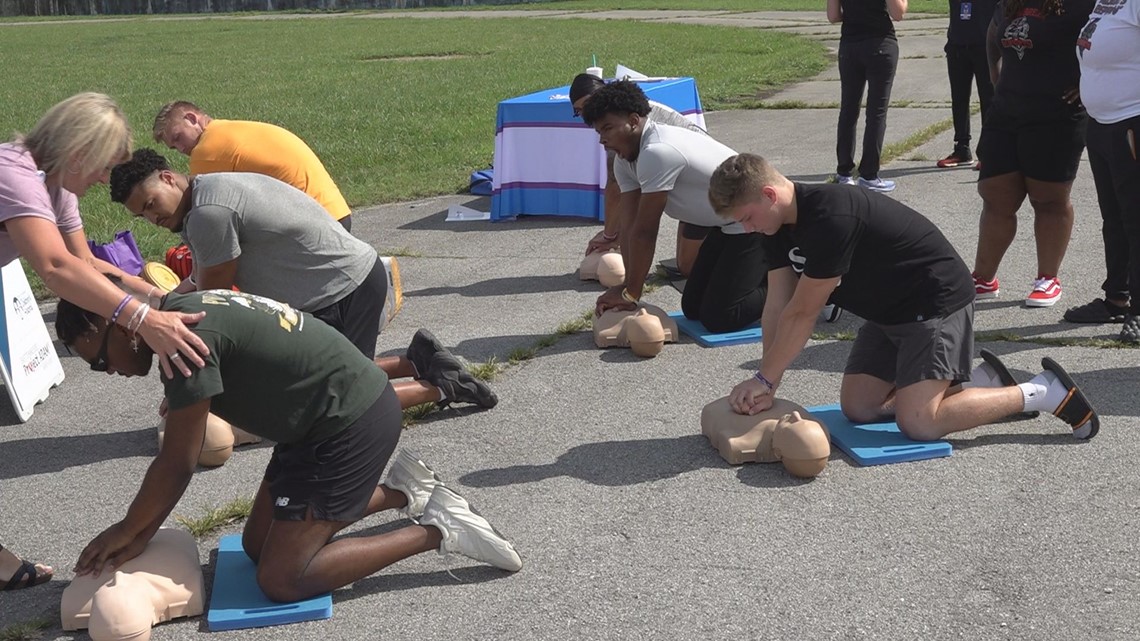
[828,0,908,192]
[938,0,997,168]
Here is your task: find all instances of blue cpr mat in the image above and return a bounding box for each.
[666,311,762,347]
[207,534,332,631]
[807,404,953,466]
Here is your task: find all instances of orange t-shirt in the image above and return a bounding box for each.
[189,119,351,221]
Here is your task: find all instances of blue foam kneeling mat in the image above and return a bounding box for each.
[666,311,762,347]
[207,534,332,631]
[807,404,952,466]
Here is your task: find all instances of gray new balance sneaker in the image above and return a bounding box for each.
[426,351,498,409]
[420,486,523,572]
[384,449,444,519]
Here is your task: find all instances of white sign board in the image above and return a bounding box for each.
[0,259,65,422]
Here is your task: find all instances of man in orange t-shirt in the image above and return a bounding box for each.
[153,101,354,231]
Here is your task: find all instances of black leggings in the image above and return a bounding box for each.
[836,36,899,179]
[945,43,993,149]
[311,256,388,358]
[681,227,768,333]
[1087,114,1140,314]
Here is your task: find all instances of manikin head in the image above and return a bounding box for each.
[18,92,131,197]
[624,308,666,358]
[88,573,158,641]
[152,101,212,156]
[708,153,795,235]
[110,148,192,233]
[580,80,651,162]
[55,297,156,378]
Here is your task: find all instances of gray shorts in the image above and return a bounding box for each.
[844,303,974,389]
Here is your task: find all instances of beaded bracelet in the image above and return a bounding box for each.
[753,371,775,392]
[109,295,133,326]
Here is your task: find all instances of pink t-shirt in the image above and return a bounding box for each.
[0,142,82,266]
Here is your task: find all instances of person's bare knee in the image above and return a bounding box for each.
[978,175,1027,215]
[256,563,305,603]
[895,413,943,441]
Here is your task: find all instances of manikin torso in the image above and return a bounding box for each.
[593,304,678,357]
[701,396,831,477]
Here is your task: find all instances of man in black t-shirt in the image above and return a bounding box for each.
[707,154,1100,442]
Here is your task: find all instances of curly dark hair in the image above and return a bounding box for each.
[54,297,103,348]
[580,80,651,127]
[110,147,171,204]
[1003,0,1065,19]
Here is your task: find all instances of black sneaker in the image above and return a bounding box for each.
[426,352,498,409]
[407,329,447,379]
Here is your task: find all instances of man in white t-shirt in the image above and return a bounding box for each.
[581,81,768,333]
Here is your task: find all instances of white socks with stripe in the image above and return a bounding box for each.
[1018,371,1067,413]
[962,362,1003,389]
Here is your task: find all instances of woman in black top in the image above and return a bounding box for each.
[969,0,1096,308]
[828,0,908,192]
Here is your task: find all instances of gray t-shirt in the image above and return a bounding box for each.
[183,173,377,311]
[614,120,744,234]
[647,100,706,134]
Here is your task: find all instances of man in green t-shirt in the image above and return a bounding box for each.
[56,289,522,602]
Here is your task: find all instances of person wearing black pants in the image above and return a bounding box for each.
[681,227,768,333]
[829,0,908,193]
[1067,0,1140,341]
[939,0,996,168]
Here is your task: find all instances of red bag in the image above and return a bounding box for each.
[165,244,194,280]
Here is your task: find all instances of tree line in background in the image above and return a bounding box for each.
[0,0,531,15]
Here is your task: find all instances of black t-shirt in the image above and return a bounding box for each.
[841,0,897,41]
[991,0,1096,118]
[762,184,975,325]
[948,0,997,45]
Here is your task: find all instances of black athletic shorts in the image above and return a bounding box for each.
[977,104,1087,183]
[264,383,401,522]
[311,255,388,358]
[679,221,714,241]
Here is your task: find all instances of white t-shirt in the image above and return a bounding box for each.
[614,120,744,234]
[1077,0,1140,123]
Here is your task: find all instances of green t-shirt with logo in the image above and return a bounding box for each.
[160,290,387,444]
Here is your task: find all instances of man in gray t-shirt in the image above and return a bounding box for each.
[110,149,499,412]
[582,81,769,333]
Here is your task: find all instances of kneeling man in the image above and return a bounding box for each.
[582,81,767,333]
[59,288,521,602]
[709,153,1098,441]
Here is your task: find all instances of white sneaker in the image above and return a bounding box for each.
[384,449,444,519]
[836,174,856,186]
[420,486,523,572]
[857,177,897,192]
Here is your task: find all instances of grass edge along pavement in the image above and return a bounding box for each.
[0,618,51,641]
[174,495,255,538]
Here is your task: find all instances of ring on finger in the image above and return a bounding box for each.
[170,353,183,361]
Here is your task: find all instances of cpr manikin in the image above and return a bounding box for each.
[157,413,262,467]
[62,529,204,641]
[593,304,678,357]
[579,249,625,287]
[701,397,831,478]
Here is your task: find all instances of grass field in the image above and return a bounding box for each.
[1,15,826,294]
[504,0,949,14]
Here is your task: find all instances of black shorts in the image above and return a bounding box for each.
[338,214,353,234]
[264,384,401,522]
[679,221,713,241]
[977,104,1087,183]
[311,255,387,358]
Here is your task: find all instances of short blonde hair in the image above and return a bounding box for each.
[708,153,781,218]
[152,100,202,143]
[20,92,131,178]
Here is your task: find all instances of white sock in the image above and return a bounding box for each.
[962,363,1003,389]
[1019,372,1066,413]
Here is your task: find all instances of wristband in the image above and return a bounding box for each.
[110,295,133,326]
[621,287,639,304]
[753,371,775,392]
[128,304,151,335]
[601,231,618,241]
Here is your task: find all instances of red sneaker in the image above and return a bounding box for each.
[974,273,1000,300]
[937,151,974,168]
[1026,276,1062,307]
